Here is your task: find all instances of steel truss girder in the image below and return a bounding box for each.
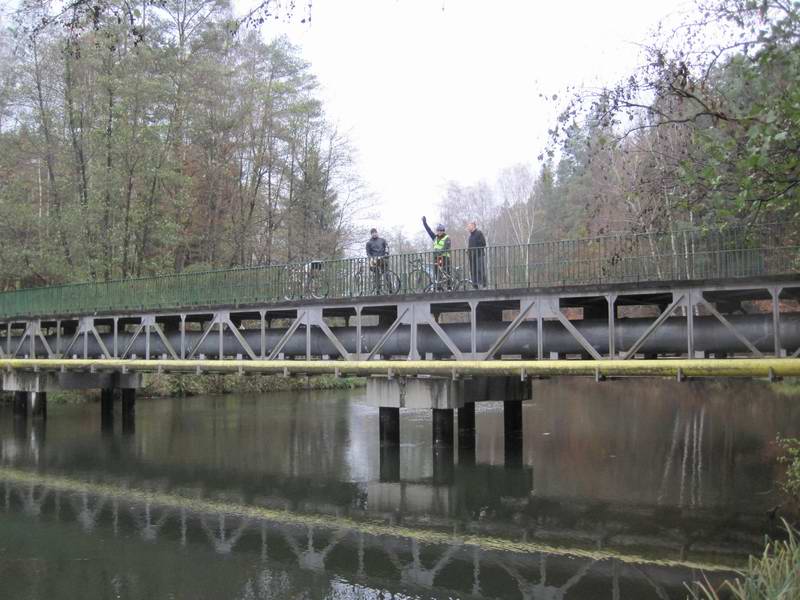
[10,320,54,359]
[0,277,797,362]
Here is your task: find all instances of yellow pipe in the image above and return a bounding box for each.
[1,357,800,378]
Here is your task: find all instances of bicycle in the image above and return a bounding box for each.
[426,256,473,293]
[354,258,401,296]
[407,257,433,293]
[280,261,329,300]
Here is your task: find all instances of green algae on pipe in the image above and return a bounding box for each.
[0,467,738,573]
[2,357,800,378]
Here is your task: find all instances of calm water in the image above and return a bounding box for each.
[0,378,797,599]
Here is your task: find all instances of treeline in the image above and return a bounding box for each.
[413,0,800,253]
[0,0,367,289]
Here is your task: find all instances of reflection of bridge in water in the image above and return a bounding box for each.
[0,468,734,600]
[0,388,777,566]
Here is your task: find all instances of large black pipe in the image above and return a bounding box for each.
[5,314,798,359]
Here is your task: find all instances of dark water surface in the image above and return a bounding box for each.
[0,378,797,599]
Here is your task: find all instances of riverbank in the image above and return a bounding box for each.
[0,373,366,404]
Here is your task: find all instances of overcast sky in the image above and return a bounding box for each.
[246,0,690,235]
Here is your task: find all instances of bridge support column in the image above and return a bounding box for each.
[432,408,454,447]
[379,407,400,446]
[121,388,136,435]
[379,406,400,482]
[13,391,28,417]
[30,392,46,419]
[432,408,454,483]
[101,388,115,433]
[379,445,400,483]
[458,402,476,466]
[504,400,523,467]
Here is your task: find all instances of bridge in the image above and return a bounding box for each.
[1,223,799,449]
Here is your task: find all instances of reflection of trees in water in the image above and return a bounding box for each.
[523,379,796,508]
[658,406,706,508]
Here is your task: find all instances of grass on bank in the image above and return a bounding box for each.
[688,437,800,600]
[770,377,800,397]
[686,522,800,600]
[0,373,366,404]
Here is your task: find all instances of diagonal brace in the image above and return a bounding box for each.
[268,312,306,360]
[151,322,180,360]
[313,317,352,360]
[622,294,685,360]
[553,310,603,360]
[427,316,464,359]
[698,298,763,357]
[366,308,409,361]
[35,326,54,358]
[223,317,256,361]
[483,300,536,360]
[121,324,146,359]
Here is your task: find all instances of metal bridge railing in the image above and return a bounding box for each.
[0,223,797,320]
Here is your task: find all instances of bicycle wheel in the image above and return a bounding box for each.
[353,272,367,296]
[408,269,431,293]
[382,270,401,294]
[308,272,329,299]
[281,267,297,301]
[453,277,473,292]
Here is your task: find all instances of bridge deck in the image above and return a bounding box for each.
[0,223,796,320]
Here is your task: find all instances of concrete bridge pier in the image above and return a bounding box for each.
[365,375,532,474]
[101,388,115,434]
[379,406,401,482]
[432,409,454,447]
[30,392,47,420]
[13,391,28,418]
[121,389,136,435]
[379,407,400,446]
[432,408,455,482]
[503,400,523,467]
[379,444,400,482]
[2,370,141,434]
[433,442,455,483]
[457,403,476,466]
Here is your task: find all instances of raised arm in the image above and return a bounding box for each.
[422,216,435,240]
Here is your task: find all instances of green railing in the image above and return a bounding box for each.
[0,223,797,320]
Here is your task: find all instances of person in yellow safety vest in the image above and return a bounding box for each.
[422,216,451,289]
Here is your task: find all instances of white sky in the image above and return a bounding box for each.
[246,1,690,234]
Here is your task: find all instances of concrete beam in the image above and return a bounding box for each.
[365,376,465,409]
[462,376,531,403]
[2,371,142,392]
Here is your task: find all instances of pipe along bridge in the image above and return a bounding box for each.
[1,223,799,454]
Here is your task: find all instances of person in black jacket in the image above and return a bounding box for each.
[467,221,487,288]
[365,228,389,292]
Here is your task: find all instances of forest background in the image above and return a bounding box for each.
[0,0,799,289]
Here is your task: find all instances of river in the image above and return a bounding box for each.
[0,378,797,599]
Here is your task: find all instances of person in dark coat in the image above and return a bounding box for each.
[365,228,389,292]
[466,221,487,288]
